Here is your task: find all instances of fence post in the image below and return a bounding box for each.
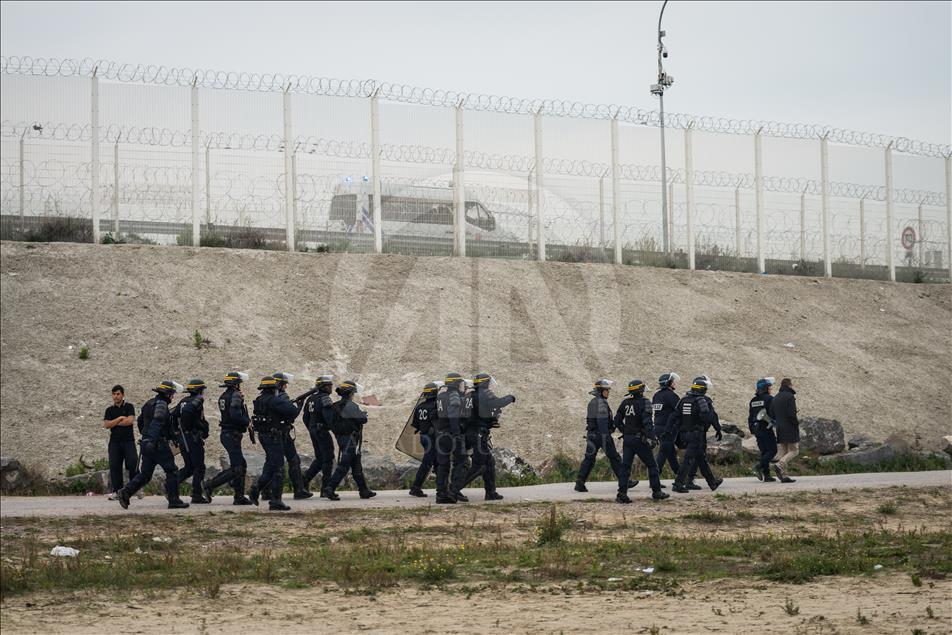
[19,131,25,230]
[205,143,211,226]
[885,143,895,282]
[859,197,865,269]
[684,125,695,270]
[370,89,383,254]
[113,139,120,236]
[455,102,466,257]
[799,188,807,262]
[946,155,951,280]
[91,70,101,245]
[734,186,742,257]
[754,128,765,273]
[282,86,294,252]
[820,135,832,277]
[610,116,622,264]
[191,78,200,247]
[291,149,299,233]
[917,202,924,266]
[534,109,546,262]
[598,175,605,249]
[667,181,675,249]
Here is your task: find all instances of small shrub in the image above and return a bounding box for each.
[535,506,572,546]
[408,554,456,583]
[78,346,90,360]
[101,232,156,245]
[856,607,870,625]
[16,217,94,243]
[926,606,934,619]
[784,598,800,616]
[877,502,898,515]
[193,330,206,349]
[910,573,922,587]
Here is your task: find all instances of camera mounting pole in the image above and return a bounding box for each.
[651,0,674,254]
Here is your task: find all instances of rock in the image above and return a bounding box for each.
[883,433,911,454]
[720,423,746,438]
[818,444,896,466]
[706,433,742,462]
[492,447,538,479]
[1,456,28,491]
[59,470,110,493]
[359,454,418,489]
[848,435,878,450]
[741,435,761,457]
[221,451,267,480]
[943,436,952,458]
[799,417,845,455]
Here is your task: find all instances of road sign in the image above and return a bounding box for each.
[901,226,916,250]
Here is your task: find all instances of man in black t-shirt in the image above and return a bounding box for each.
[104,385,138,498]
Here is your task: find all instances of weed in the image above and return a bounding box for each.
[78,346,90,360]
[856,607,870,625]
[8,216,94,243]
[911,573,922,587]
[535,506,572,546]
[784,598,800,616]
[925,606,934,619]
[877,502,898,515]
[193,330,206,349]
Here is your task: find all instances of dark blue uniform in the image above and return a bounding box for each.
[614,395,663,496]
[576,392,624,486]
[671,391,722,490]
[461,386,515,494]
[252,389,287,504]
[124,396,183,503]
[325,396,372,495]
[175,393,209,500]
[410,396,438,490]
[652,386,681,476]
[748,391,777,478]
[274,389,308,496]
[204,387,252,501]
[303,391,336,492]
[435,386,468,500]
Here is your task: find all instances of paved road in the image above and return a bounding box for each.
[1,471,948,518]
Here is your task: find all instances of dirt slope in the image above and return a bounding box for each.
[1,241,949,474]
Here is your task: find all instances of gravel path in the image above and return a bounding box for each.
[2,470,948,518]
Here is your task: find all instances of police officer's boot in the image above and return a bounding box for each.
[686,481,702,490]
[321,486,340,501]
[116,487,132,510]
[710,477,724,491]
[359,489,377,499]
[753,464,765,482]
[763,471,777,482]
[231,477,252,505]
[436,493,457,504]
[289,460,313,500]
[615,492,632,504]
[484,491,504,501]
[409,486,427,497]
[269,500,291,511]
[652,490,671,501]
[628,479,639,489]
[248,483,261,506]
[574,481,588,493]
[168,498,191,509]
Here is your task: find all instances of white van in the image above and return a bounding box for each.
[328,182,511,241]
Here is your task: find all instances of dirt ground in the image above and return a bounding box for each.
[1,241,950,475]
[1,576,948,635]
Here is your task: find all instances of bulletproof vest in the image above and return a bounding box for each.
[473,389,502,427]
[412,399,437,434]
[652,388,678,429]
[619,396,650,435]
[304,393,331,430]
[679,394,705,433]
[138,397,156,435]
[461,391,474,429]
[749,395,766,421]
[179,394,204,432]
[272,391,296,429]
[586,396,610,431]
[252,391,277,431]
[435,388,462,431]
[218,388,245,432]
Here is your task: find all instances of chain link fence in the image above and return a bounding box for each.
[1,56,949,282]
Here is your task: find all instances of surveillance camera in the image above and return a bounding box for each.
[659,30,666,38]
[662,51,668,58]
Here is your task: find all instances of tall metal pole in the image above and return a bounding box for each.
[454,103,466,258]
[534,109,546,262]
[754,128,765,272]
[885,143,895,282]
[91,70,101,244]
[659,93,670,253]
[113,140,120,236]
[859,197,866,269]
[820,135,832,277]
[190,78,200,247]
[684,125,695,270]
[282,86,294,252]
[204,143,211,226]
[370,90,383,254]
[610,116,621,265]
[667,181,674,248]
[799,188,807,262]
[946,155,951,281]
[734,186,742,256]
[19,130,26,230]
[598,175,605,248]
[917,202,924,266]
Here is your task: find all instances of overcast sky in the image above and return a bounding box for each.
[2,0,949,144]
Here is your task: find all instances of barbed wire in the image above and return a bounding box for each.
[2,56,949,158]
[3,120,944,206]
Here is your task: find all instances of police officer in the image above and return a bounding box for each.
[202,371,253,505]
[408,381,441,497]
[302,375,337,497]
[175,378,210,504]
[271,372,312,500]
[614,379,670,503]
[653,372,700,491]
[459,373,515,501]
[248,376,292,511]
[321,380,377,501]
[575,379,634,493]
[434,372,469,504]
[670,376,724,493]
[749,377,778,483]
[116,380,189,509]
